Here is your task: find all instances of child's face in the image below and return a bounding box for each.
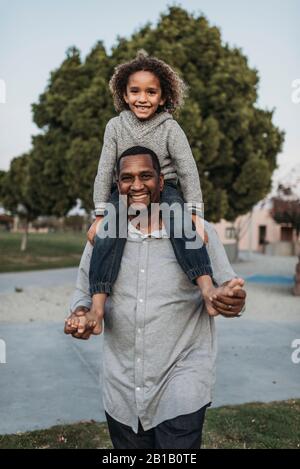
[123,71,166,120]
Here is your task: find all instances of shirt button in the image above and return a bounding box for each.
[140,269,145,273]
[137,358,141,363]
[139,299,143,303]
[137,328,141,333]
[136,387,141,391]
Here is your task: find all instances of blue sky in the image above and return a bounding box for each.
[0,0,299,184]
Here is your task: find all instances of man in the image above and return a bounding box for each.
[65,146,246,449]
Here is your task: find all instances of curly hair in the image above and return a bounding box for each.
[109,50,188,114]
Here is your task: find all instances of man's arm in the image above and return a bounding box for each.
[204,221,246,317]
[204,221,237,286]
[70,241,93,312]
[65,242,103,338]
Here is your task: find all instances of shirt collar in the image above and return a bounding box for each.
[128,221,168,239]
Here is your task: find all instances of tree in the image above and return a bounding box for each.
[0,170,6,203]
[271,172,300,237]
[29,6,284,220]
[31,43,113,214]
[1,154,42,250]
[30,46,88,217]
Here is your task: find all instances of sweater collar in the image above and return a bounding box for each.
[120,110,173,131]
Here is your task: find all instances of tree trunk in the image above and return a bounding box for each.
[20,221,28,252]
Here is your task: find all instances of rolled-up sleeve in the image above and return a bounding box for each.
[205,221,236,286]
[70,242,93,312]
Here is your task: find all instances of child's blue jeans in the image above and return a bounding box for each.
[89,182,212,295]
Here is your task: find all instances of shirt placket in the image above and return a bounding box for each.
[134,238,149,414]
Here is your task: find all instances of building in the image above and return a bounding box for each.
[213,201,299,259]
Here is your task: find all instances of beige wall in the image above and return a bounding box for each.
[212,206,296,252]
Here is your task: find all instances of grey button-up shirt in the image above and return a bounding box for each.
[70,221,236,433]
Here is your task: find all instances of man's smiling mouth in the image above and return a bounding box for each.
[130,193,149,200]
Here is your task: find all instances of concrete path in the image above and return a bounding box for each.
[0,323,105,434]
[0,253,299,434]
[0,267,77,293]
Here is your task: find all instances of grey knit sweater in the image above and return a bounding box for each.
[93,110,203,215]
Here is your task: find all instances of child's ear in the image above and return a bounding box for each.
[159,96,166,106]
[123,92,129,104]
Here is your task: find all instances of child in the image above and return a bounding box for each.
[87,51,226,326]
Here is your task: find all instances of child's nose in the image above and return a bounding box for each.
[138,92,147,102]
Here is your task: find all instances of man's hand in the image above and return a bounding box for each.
[64,307,102,340]
[211,278,246,318]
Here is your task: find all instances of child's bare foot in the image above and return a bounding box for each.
[87,216,104,245]
[201,285,224,316]
[203,283,243,316]
[88,306,104,335]
[191,214,208,244]
[64,307,103,338]
[89,292,107,334]
[224,277,244,292]
[196,275,219,316]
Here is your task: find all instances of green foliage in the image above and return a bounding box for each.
[6,6,284,220]
[271,184,300,236]
[0,170,6,202]
[0,154,41,220]
[30,42,114,215]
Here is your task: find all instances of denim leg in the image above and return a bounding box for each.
[161,183,212,283]
[89,190,127,295]
[105,412,155,449]
[154,405,209,449]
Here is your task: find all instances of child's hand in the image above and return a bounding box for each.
[64,307,103,339]
[87,216,104,245]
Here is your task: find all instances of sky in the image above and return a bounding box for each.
[0,0,299,186]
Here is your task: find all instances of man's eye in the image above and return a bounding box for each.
[141,174,152,179]
[121,176,132,182]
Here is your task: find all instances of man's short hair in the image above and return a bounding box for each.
[116,146,161,177]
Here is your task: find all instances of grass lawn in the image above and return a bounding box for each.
[0,400,299,449]
[0,232,86,272]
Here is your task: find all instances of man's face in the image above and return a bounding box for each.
[117,154,164,211]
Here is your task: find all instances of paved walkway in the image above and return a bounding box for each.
[0,253,299,434]
[0,267,77,293]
